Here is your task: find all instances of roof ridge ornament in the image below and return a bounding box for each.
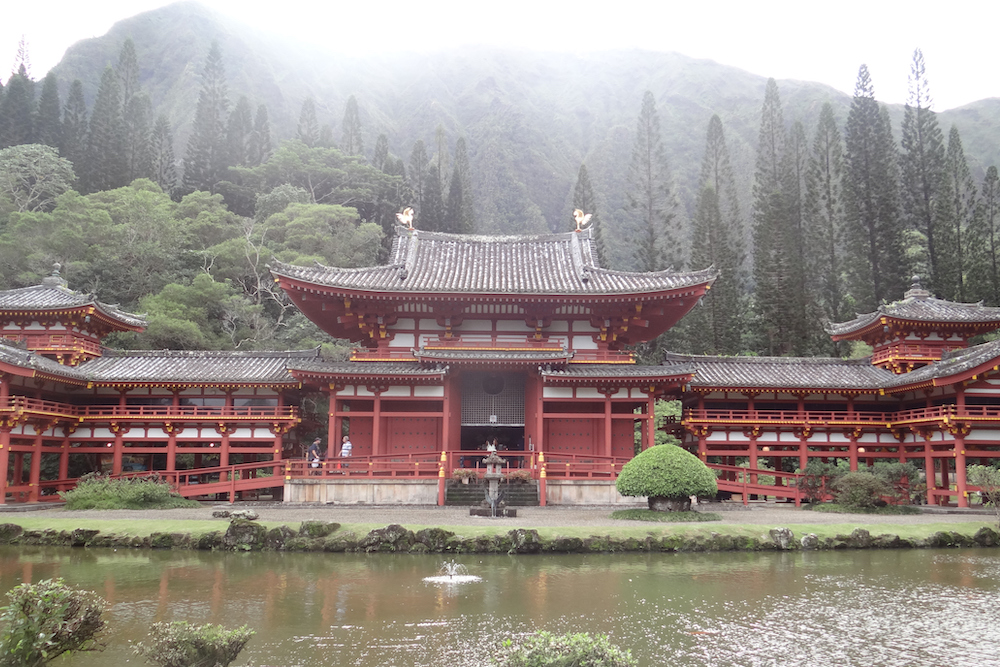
[572,209,592,232]
[396,206,415,231]
[41,262,68,288]
[904,274,933,300]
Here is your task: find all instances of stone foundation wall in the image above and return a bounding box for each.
[284,479,439,504]
[544,480,643,506]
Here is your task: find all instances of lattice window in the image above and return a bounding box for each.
[460,372,525,426]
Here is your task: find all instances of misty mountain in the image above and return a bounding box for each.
[48,1,1000,269]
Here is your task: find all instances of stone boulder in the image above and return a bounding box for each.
[769,527,795,550]
[800,533,820,550]
[360,524,415,552]
[223,519,266,551]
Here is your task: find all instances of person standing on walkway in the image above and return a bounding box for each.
[339,435,353,468]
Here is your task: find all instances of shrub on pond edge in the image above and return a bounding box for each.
[494,631,636,667]
[61,473,201,510]
[133,621,254,667]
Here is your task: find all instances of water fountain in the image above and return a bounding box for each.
[421,560,482,584]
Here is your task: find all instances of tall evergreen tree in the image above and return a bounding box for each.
[453,137,475,232]
[183,42,230,193]
[970,166,1000,305]
[148,114,177,196]
[442,165,468,234]
[226,96,254,167]
[899,48,948,294]
[420,169,445,231]
[751,78,796,355]
[843,65,906,310]
[247,104,271,167]
[781,119,812,353]
[434,124,448,184]
[34,72,61,149]
[571,163,606,266]
[115,38,140,104]
[408,140,429,209]
[82,66,126,193]
[123,92,153,182]
[0,66,34,148]
[60,80,87,173]
[626,90,676,272]
[372,134,389,172]
[296,98,319,148]
[937,125,977,301]
[699,114,744,281]
[804,102,846,352]
[341,95,363,157]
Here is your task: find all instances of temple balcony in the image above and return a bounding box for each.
[1,397,299,423]
[870,342,965,370]
[683,405,995,428]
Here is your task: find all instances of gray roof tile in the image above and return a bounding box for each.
[271,227,717,296]
[661,352,894,390]
[81,349,320,384]
[0,276,146,329]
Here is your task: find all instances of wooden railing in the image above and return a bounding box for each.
[0,396,298,422]
[685,404,1000,427]
[870,342,961,365]
[708,463,806,507]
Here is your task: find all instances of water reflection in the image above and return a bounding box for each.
[0,548,997,666]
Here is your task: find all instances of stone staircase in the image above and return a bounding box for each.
[445,481,540,506]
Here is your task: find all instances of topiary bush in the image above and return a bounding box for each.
[0,578,106,667]
[61,473,200,510]
[493,631,636,667]
[133,621,254,667]
[832,472,891,509]
[615,445,717,511]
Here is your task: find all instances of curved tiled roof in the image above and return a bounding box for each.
[884,338,1000,389]
[81,349,320,384]
[0,340,87,381]
[414,348,574,363]
[0,275,146,329]
[827,280,1000,337]
[661,352,894,391]
[270,227,717,296]
[286,360,447,379]
[542,364,695,380]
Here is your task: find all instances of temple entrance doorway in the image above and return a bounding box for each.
[458,372,526,468]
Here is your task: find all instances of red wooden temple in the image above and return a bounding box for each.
[3,233,1000,507]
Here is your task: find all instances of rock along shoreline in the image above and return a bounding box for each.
[1,519,998,555]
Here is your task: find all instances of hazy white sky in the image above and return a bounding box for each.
[4,0,999,110]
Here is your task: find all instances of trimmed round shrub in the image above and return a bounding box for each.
[615,445,717,511]
[494,631,636,667]
[832,472,890,509]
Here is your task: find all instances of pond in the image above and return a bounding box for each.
[0,547,997,666]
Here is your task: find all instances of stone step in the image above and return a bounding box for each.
[445,482,539,506]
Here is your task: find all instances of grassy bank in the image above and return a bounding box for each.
[0,515,997,554]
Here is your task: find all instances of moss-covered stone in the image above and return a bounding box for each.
[872,534,903,548]
[195,532,223,550]
[360,524,414,553]
[265,526,296,550]
[0,523,24,544]
[70,528,100,547]
[923,531,972,548]
[974,526,1000,547]
[507,529,542,554]
[149,532,175,549]
[323,531,359,553]
[409,542,430,553]
[299,521,340,539]
[284,536,321,552]
[223,518,267,551]
[415,527,455,551]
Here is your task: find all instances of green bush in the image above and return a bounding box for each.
[610,509,721,522]
[968,464,1000,526]
[61,473,201,510]
[133,621,254,667]
[832,472,890,509]
[0,578,105,667]
[494,631,636,667]
[616,445,717,510]
[797,460,847,503]
[870,461,924,504]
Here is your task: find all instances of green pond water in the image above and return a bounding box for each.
[0,546,997,666]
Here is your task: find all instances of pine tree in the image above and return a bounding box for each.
[434,124,448,184]
[0,66,34,148]
[372,134,389,172]
[34,72,61,149]
[804,102,846,351]
[341,95,363,157]
[626,91,676,272]
[60,80,88,173]
[82,65,126,193]
[572,163,606,266]
[454,137,475,232]
[149,114,177,195]
[183,42,230,193]
[970,166,1000,305]
[226,96,253,167]
[751,78,795,355]
[443,165,467,234]
[699,114,744,281]
[781,120,813,353]
[297,98,319,148]
[409,140,429,209]
[115,38,140,105]
[420,168,445,231]
[843,65,906,311]
[123,92,153,182]
[937,125,977,301]
[247,104,271,167]
[899,48,948,294]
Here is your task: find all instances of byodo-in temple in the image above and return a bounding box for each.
[3,222,1000,507]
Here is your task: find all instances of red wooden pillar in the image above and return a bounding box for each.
[955,433,968,508]
[748,434,758,485]
[111,425,124,475]
[12,453,23,490]
[646,393,656,451]
[603,391,613,458]
[924,440,935,505]
[849,438,859,472]
[371,390,383,457]
[166,427,177,473]
[29,431,42,502]
[273,431,283,461]
[0,427,10,504]
[220,431,230,468]
[442,378,452,460]
[58,435,69,480]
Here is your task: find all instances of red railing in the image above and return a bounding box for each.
[0,396,298,422]
[685,404,1000,427]
[870,342,961,365]
[708,463,805,507]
